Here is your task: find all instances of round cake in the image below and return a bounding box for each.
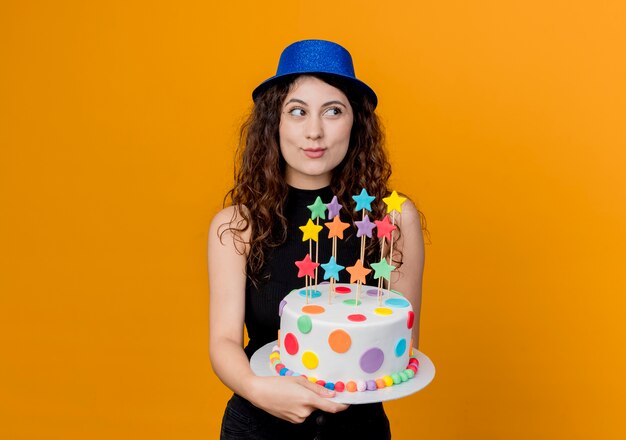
[270,282,419,392]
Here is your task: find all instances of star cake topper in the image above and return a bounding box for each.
[346,259,372,284]
[295,254,320,278]
[355,215,376,238]
[370,258,396,281]
[374,215,397,241]
[382,190,407,214]
[299,218,323,242]
[320,256,345,280]
[352,188,376,212]
[325,215,350,240]
[307,196,327,220]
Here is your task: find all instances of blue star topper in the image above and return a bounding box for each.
[320,256,345,280]
[352,188,376,212]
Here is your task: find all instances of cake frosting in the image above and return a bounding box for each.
[270,282,419,392]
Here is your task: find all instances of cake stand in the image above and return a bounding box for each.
[250,341,435,404]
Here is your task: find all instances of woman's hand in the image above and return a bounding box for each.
[248,375,349,423]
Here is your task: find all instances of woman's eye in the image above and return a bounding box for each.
[288,108,305,116]
[324,107,342,116]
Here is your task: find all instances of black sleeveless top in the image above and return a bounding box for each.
[243,185,364,359]
[230,186,391,439]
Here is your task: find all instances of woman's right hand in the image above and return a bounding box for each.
[248,375,349,423]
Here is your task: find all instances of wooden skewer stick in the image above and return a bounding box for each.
[387,211,396,293]
[315,218,319,290]
[309,240,313,303]
[378,238,385,305]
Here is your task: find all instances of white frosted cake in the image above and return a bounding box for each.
[269,283,419,392]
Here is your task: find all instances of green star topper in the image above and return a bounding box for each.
[307,196,327,220]
[370,258,396,281]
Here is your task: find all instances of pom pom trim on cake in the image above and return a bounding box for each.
[268,345,420,392]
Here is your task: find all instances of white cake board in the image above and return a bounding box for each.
[250,341,435,404]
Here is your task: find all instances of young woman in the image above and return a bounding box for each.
[209,39,425,439]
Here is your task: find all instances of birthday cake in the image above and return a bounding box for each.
[271,283,419,392]
[267,190,420,393]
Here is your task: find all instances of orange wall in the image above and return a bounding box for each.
[1,1,625,439]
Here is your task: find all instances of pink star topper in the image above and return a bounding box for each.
[374,215,397,241]
[295,253,319,278]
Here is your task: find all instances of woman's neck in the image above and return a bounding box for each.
[285,170,331,190]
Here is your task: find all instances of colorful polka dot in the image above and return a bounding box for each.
[407,311,415,329]
[297,315,312,334]
[302,351,319,369]
[342,299,361,306]
[395,338,407,357]
[374,307,393,316]
[299,289,321,299]
[279,300,287,316]
[347,314,367,322]
[366,289,379,297]
[328,329,352,353]
[335,286,351,294]
[385,298,410,308]
[360,347,384,373]
[356,380,366,392]
[302,305,325,314]
[284,333,299,355]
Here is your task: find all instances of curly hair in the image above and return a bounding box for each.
[222,73,401,285]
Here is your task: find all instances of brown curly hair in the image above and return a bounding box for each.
[223,73,400,285]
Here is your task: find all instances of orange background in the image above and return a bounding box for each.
[2,1,625,439]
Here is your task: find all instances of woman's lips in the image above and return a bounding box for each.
[303,148,326,159]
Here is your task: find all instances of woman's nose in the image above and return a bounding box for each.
[305,115,323,140]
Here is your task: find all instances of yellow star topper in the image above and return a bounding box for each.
[299,218,323,242]
[382,190,407,214]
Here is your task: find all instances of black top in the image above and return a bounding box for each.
[243,185,363,359]
[232,186,390,438]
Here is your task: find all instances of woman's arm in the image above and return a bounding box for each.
[208,206,348,423]
[389,199,425,349]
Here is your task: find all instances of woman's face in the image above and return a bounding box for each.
[279,76,353,189]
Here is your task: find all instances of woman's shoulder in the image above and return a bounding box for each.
[395,197,422,228]
[209,205,251,251]
[210,204,247,226]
